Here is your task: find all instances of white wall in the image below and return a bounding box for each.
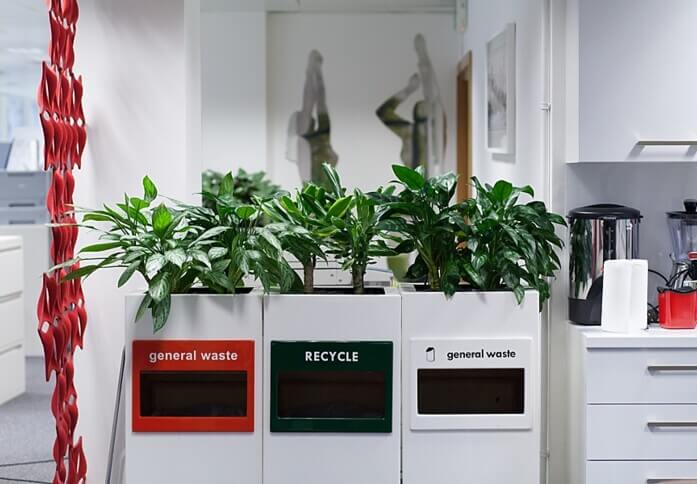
[201,11,267,174]
[460,0,546,193]
[73,0,200,480]
[461,3,552,483]
[266,13,460,190]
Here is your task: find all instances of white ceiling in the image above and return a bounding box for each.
[202,0,455,13]
[0,0,48,98]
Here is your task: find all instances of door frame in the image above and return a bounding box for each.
[456,51,473,201]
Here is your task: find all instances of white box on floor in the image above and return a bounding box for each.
[263,289,401,484]
[125,292,262,484]
[401,287,541,484]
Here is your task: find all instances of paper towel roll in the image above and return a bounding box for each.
[629,259,648,331]
[601,259,648,333]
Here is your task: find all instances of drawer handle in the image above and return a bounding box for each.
[648,365,697,372]
[8,220,37,225]
[648,421,697,429]
[636,140,697,146]
[647,480,697,483]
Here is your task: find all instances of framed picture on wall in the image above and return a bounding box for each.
[486,23,516,155]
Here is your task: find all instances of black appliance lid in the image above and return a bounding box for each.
[667,199,697,219]
[568,204,642,220]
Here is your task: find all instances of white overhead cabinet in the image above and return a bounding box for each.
[568,0,697,162]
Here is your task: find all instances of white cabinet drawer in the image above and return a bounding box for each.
[0,345,25,405]
[587,461,697,484]
[588,405,697,460]
[587,348,697,404]
[0,247,22,296]
[0,294,23,350]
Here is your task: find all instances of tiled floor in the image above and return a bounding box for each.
[0,358,55,484]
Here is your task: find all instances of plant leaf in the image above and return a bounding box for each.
[219,173,234,197]
[146,253,166,279]
[208,246,228,260]
[118,260,140,288]
[327,196,353,219]
[165,248,187,268]
[148,273,171,302]
[152,204,173,237]
[143,176,158,202]
[80,241,122,253]
[135,294,152,322]
[63,264,100,281]
[491,180,514,202]
[152,294,171,332]
[190,250,212,269]
[235,205,256,220]
[194,226,229,243]
[392,164,425,190]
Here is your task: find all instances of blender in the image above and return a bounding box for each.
[667,199,697,288]
[658,199,697,329]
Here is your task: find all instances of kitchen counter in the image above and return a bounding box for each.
[575,324,697,349]
[564,321,697,484]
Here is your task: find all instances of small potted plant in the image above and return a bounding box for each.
[66,173,296,332]
[202,168,281,210]
[387,166,565,484]
[261,180,340,293]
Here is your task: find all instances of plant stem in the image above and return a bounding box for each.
[303,256,315,294]
[352,265,365,294]
[428,268,441,291]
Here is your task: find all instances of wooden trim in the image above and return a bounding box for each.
[456,51,473,201]
[457,52,471,75]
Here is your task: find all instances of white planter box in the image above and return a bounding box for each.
[401,286,541,484]
[125,292,262,484]
[263,289,401,484]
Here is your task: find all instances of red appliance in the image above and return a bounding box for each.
[132,340,254,432]
[658,287,697,329]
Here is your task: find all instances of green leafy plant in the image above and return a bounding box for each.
[458,177,566,306]
[319,165,403,294]
[261,182,337,293]
[375,164,468,295]
[185,172,300,294]
[61,177,214,331]
[202,168,280,209]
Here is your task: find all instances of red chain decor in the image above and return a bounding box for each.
[36,0,88,482]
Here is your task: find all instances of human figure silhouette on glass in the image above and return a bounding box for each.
[377,34,446,176]
[286,50,339,185]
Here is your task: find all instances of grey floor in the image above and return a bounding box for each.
[0,357,57,484]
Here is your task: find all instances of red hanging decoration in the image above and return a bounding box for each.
[37,0,88,482]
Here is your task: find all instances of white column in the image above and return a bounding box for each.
[72,0,200,480]
[201,11,267,175]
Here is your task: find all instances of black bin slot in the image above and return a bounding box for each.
[278,371,386,419]
[140,371,247,417]
[418,368,524,415]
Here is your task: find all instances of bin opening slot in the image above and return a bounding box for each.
[417,368,524,415]
[278,371,386,419]
[140,371,247,417]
